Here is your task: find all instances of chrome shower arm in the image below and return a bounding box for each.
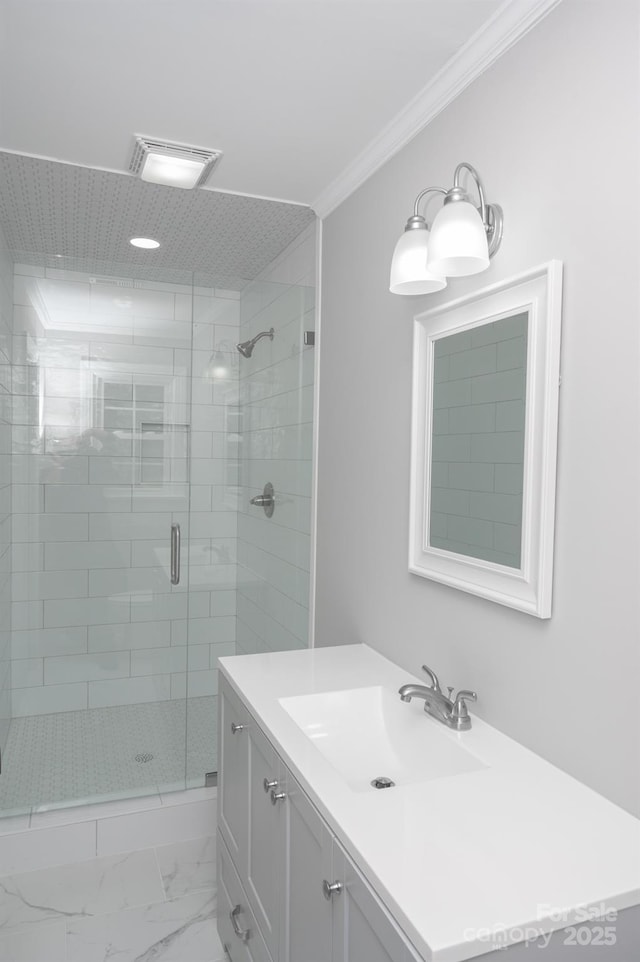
[236,327,275,358]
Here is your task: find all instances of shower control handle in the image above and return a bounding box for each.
[250,482,275,518]
[170,523,180,585]
[264,778,278,793]
[270,789,286,805]
[230,723,245,734]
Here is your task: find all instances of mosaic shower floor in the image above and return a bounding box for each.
[0,697,217,817]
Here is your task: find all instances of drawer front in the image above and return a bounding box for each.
[218,830,273,962]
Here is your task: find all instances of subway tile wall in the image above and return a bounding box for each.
[0,225,13,756]
[430,313,527,567]
[9,265,241,715]
[236,224,316,655]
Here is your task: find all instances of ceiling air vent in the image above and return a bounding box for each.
[129,136,223,189]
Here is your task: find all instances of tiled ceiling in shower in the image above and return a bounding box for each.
[0,151,316,288]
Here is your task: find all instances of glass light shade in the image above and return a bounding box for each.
[389,229,446,295]
[205,351,229,379]
[140,152,205,189]
[427,200,490,277]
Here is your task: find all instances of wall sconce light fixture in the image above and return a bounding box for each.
[389,162,503,295]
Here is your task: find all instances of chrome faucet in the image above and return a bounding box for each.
[399,664,477,731]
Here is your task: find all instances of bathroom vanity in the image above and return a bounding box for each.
[217,645,640,961]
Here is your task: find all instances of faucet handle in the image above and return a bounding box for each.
[421,664,442,692]
[453,690,477,719]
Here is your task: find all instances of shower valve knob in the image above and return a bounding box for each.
[250,495,272,507]
[230,723,245,734]
[250,482,275,518]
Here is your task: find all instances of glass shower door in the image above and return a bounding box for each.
[1,258,195,815]
[185,258,316,783]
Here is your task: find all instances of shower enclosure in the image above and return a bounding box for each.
[0,225,316,818]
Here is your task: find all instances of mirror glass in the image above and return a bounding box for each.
[429,312,528,569]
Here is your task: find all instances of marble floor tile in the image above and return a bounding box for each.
[0,919,66,962]
[67,891,223,962]
[0,849,165,930]
[156,835,216,899]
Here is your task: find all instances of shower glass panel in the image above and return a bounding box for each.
[233,277,314,651]
[1,257,195,815]
[185,270,316,780]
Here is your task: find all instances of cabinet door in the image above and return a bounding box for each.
[219,677,250,872]
[246,720,284,961]
[332,840,423,962]
[218,830,272,962]
[282,772,333,962]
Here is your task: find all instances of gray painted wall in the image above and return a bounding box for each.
[315,0,640,816]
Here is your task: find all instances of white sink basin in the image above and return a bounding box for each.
[279,686,487,792]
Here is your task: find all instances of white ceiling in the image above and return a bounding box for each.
[0,151,315,285]
[0,0,504,206]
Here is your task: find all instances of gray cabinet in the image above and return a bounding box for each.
[281,772,332,962]
[219,680,285,962]
[332,840,422,962]
[219,678,249,871]
[218,830,272,962]
[246,718,284,961]
[218,675,422,962]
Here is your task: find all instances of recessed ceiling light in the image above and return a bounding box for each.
[129,237,160,249]
[129,136,223,190]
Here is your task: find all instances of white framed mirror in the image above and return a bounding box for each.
[409,262,563,618]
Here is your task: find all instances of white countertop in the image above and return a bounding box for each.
[219,644,640,961]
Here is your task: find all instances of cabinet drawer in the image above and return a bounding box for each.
[218,830,273,962]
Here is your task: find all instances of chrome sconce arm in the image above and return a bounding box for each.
[446,161,503,259]
[389,161,503,296]
[404,185,448,231]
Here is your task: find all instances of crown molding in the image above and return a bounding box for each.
[312,0,563,219]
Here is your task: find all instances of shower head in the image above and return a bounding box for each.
[236,327,274,358]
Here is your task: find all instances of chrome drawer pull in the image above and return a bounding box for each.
[270,789,286,805]
[230,722,245,734]
[322,879,343,900]
[230,904,250,943]
[263,778,278,793]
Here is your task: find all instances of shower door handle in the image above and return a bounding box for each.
[170,523,181,585]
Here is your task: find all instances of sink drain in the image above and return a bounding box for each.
[370,776,395,790]
[135,752,154,764]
